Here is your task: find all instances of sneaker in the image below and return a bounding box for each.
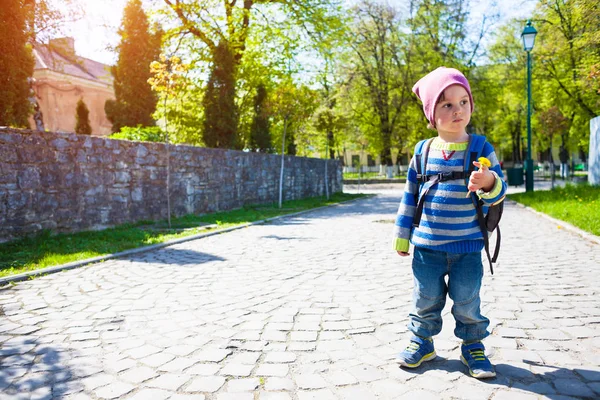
[395,336,436,368]
[460,341,496,379]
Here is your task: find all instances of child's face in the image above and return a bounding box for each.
[433,84,471,136]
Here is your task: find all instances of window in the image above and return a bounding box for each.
[367,155,375,167]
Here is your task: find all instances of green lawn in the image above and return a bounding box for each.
[508,184,600,236]
[343,172,407,179]
[0,193,366,279]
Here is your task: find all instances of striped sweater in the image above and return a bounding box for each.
[393,137,507,254]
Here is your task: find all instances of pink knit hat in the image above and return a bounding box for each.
[412,67,474,127]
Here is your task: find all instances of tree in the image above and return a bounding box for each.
[249,84,272,152]
[346,1,413,173]
[105,0,162,133]
[161,0,343,149]
[533,0,600,153]
[480,21,528,163]
[202,41,239,149]
[0,0,35,127]
[75,98,92,135]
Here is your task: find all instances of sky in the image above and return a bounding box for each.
[59,0,538,66]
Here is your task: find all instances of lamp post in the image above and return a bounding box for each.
[521,20,537,192]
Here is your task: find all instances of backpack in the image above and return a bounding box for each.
[412,134,504,274]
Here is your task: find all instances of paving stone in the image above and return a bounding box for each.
[70,332,100,341]
[140,352,175,367]
[195,349,232,362]
[370,378,412,398]
[396,390,439,400]
[126,388,171,400]
[264,352,297,363]
[185,376,226,393]
[169,395,206,400]
[496,327,528,338]
[294,374,328,389]
[226,378,260,392]
[326,370,358,386]
[186,363,221,376]
[264,377,295,391]
[261,330,288,341]
[219,363,254,377]
[287,342,316,351]
[81,373,115,390]
[553,378,597,398]
[94,382,135,399]
[527,329,570,341]
[158,357,196,372]
[120,366,157,384]
[145,373,191,391]
[258,392,293,400]
[126,345,162,359]
[216,393,253,400]
[511,381,555,395]
[336,385,378,400]
[297,389,337,400]
[290,331,317,341]
[573,366,600,381]
[255,364,290,377]
[491,391,538,400]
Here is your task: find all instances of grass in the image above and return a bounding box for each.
[0,192,367,279]
[508,183,600,236]
[343,172,407,179]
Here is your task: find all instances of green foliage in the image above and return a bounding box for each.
[0,0,34,127]
[109,125,165,142]
[106,0,162,133]
[531,0,600,154]
[269,81,319,156]
[74,98,92,135]
[508,184,600,235]
[249,84,272,152]
[161,0,345,150]
[202,42,239,149]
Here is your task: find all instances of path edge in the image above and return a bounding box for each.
[0,195,375,287]
[508,199,600,246]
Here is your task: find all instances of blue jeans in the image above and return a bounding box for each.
[408,247,490,342]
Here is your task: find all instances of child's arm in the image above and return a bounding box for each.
[393,154,420,256]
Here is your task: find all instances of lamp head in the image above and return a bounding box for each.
[521,20,537,52]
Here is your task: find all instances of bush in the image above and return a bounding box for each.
[110,125,165,142]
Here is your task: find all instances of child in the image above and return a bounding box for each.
[393,67,506,379]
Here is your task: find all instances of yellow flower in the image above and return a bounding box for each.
[478,157,491,169]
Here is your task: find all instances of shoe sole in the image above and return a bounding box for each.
[460,355,496,379]
[395,351,436,368]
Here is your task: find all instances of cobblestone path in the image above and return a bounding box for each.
[1,194,599,399]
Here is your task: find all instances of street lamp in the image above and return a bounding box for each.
[521,20,537,192]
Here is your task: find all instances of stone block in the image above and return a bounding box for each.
[0,132,24,144]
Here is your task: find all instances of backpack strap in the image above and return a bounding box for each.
[465,134,496,275]
[414,138,432,181]
[413,138,433,228]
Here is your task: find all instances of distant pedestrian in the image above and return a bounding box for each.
[559,146,569,179]
[392,67,507,379]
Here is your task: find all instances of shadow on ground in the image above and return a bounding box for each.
[0,338,83,398]
[124,248,226,265]
[401,357,599,399]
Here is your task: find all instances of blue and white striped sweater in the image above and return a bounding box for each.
[393,138,507,254]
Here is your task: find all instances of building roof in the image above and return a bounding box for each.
[32,39,113,86]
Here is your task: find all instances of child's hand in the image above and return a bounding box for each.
[467,160,495,194]
[397,251,410,257]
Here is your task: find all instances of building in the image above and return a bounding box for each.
[29,37,114,136]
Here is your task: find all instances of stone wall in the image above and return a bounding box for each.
[0,128,342,241]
